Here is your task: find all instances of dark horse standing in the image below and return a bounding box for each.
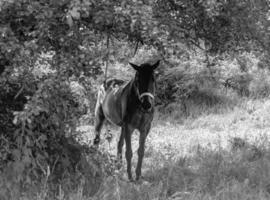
[93,60,160,180]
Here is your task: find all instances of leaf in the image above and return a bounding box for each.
[70,8,80,20]
[66,14,73,27]
[22,154,32,165]
[13,160,25,175]
[13,116,18,125]
[12,149,21,160]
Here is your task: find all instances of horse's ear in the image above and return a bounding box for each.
[129,62,140,71]
[152,60,160,70]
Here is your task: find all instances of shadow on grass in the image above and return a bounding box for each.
[93,137,270,200]
[1,137,270,200]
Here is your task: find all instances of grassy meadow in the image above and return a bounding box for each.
[72,96,270,200]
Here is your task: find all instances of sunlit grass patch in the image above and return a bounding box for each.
[141,138,270,200]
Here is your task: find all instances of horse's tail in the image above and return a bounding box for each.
[94,84,106,117]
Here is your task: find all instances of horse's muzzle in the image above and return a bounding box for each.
[139,93,154,112]
[141,98,152,111]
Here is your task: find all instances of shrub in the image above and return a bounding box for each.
[223,74,252,97]
[249,70,270,98]
[0,67,105,198]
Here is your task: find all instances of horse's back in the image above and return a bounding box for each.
[95,78,129,126]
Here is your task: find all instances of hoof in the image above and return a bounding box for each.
[129,177,135,182]
[127,175,134,182]
[93,137,100,145]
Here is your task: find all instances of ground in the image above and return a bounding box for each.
[75,98,270,200]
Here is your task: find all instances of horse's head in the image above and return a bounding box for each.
[129,60,160,112]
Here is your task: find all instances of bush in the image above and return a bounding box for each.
[249,70,270,98]
[0,65,104,198]
[156,59,230,120]
[223,74,252,97]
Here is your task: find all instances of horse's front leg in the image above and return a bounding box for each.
[136,125,151,180]
[123,125,134,180]
[116,129,125,169]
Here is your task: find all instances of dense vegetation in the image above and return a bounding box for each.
[0,0,270,199]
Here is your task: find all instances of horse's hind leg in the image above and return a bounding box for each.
[93,105,105,146]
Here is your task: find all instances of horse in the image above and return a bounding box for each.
[93,60,160,181]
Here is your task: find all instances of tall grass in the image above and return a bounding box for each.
[90,136,270,200]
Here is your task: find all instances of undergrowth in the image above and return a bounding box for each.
[90,135,270,200]
[1,98,270,199]
[50,136,270,200]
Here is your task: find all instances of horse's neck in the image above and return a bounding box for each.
[126,79,140,104]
